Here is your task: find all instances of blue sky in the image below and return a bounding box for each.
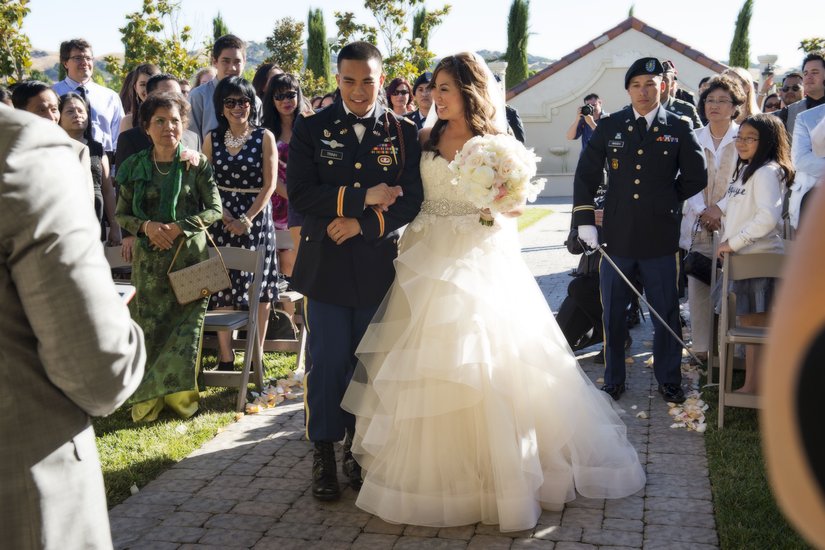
[26,0,825,71]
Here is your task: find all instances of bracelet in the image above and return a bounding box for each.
[238,214,253,234]
[141,220,151,234]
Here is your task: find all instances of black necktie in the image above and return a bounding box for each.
[347,112,374,127]
[75,85,95,120]
[636,116,648,137]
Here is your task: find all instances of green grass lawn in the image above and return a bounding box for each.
[95,351,297,507]
[518,207,553,231]
[703,372,811,549]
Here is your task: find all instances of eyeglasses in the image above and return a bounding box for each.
[273,91,298,101]
[782,84,802,92]
[391,90,410,96]
[705,98,733,105]
[69,55,94,63]
[734,136,759,144]
[223,97,251,108]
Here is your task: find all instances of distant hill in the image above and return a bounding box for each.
[475,49,556,71]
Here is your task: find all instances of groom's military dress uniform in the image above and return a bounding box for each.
[572,66,706,396]
[288,99,423,444]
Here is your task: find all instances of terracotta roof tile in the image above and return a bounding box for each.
[506,16,729,100]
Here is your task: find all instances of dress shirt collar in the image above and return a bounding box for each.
[632,105,659,128]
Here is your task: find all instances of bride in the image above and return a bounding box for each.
[341,52,645,532]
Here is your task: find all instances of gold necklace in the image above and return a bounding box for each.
[153,151,171,175]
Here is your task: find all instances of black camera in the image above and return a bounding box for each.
[580,104,594,117]
[762,64,775,77]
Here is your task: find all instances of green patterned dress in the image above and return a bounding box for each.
[116,147,222,418]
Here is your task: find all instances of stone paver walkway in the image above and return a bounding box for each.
[109,200,718,549]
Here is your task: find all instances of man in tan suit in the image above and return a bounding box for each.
[0,109,146,549]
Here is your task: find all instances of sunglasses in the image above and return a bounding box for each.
[391,90,410,96]
[782,84,802,92]
[223,97,251,108]
[765,102,782,110]
[273,91,298,101]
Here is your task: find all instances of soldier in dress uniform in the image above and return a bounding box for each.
[661,60,703,129]
[287,41,424,501]
[405,71,433,129]
[572,57,707,404]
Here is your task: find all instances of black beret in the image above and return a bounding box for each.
[625,57,664,89]
[413,71,433,91]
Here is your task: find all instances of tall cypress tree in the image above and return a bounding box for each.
[307,8,331,83]
[213,12,229,42]
[504,0,529,88]
[412,8,428,49]
[728,0,752,68]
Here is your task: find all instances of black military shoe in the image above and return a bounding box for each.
[601,383,626,401]
[312,442,340,501]
[342,431,363,491]
[659,384,686,404]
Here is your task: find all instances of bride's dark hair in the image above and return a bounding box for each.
[425,52,500,154]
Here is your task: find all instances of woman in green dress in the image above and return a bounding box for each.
[116,92,222,422]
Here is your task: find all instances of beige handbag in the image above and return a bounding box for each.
[167,220,231,305]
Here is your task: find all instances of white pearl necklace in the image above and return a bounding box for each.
[224,128,250,149]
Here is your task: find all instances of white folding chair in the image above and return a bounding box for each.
[717,250,786,428]
[200,246,266,412]
[706,231,721,385]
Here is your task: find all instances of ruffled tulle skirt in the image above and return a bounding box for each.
[341,215,645,532]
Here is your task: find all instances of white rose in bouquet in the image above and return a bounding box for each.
[449,134,546,225]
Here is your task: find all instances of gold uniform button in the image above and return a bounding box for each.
[353,182,361,188]
[637,149,643,155]
[635,164,641,170]
[305,236,309,241]
[328,160,333,165]
[355,162,362,169]
[633,193,640,199]
[634,179,640,184]
[664,151,669,155]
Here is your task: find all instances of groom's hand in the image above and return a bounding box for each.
[327,217,361,245]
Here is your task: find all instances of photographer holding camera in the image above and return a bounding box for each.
[566,93,604,154]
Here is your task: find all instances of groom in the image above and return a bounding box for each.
[287,41,424,501]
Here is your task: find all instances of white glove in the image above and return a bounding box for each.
[577,225,599,249]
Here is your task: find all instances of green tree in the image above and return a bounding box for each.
[629,4,635,17]
[0,0,33,83]
[334,0,450,81]
[306,8,331,85]
[204,12,230,56]
[504,0,529,88]
[728,0,752,68]
[104,0,200,82]
[799,38,825,53]
[265,17,304,74]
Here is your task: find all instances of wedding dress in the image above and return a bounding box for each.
[341,151,645,532]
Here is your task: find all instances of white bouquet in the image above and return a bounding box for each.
[448,134,547,225]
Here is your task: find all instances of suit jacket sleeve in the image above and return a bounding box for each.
[188,88,204,139]
[675,122,708,201]
[358,119,424,241]
[571,121,608,227]
[115,130,137,168]
[792,112,825,180]
[0,116,145,417]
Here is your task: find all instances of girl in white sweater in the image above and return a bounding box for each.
[709,113,795,393]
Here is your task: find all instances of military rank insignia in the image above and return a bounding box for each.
[371,143,397,156]
[611,159,619,170]
[656,135,679,143]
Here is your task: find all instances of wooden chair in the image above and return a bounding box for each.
[200,246,266,412]
[705,231,721,386]
[717,249,786,427]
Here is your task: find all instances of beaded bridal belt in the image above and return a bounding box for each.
[419,198,478,216]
